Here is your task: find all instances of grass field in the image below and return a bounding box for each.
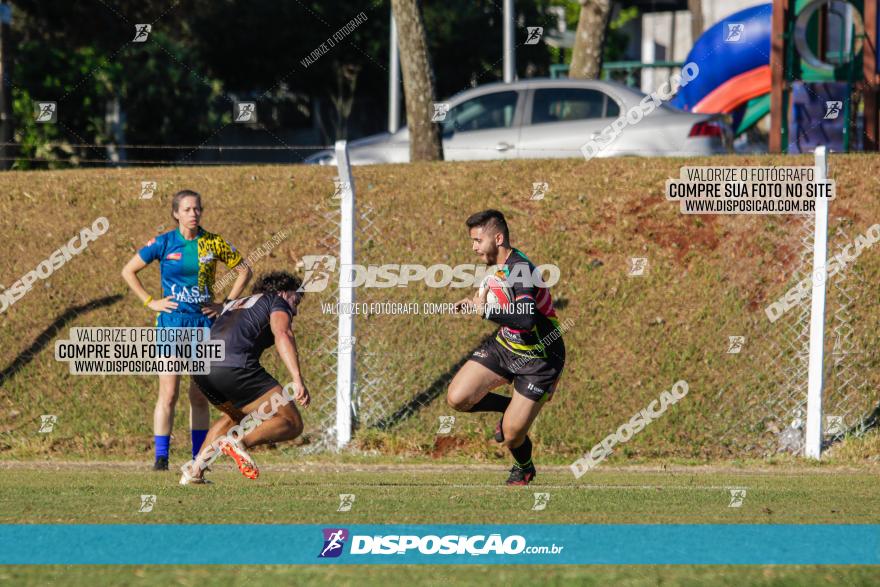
[1,155,879,462]
[2,156,879,583]
[2,461,880,584]
[5,564,879,587]
[7,461,880,525]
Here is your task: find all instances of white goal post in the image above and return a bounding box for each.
[335,140,356,449]
[805,146,829,459]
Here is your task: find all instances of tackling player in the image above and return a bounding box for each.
[181,271,310,484]
[121,190,252,470]
[449,210,565,485]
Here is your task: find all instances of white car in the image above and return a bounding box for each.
[305,78,732,165]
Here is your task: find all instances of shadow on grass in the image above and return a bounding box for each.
[0,294,124,387]
[370,332,497,431]
[819,404,880,452]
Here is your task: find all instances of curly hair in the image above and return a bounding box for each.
[251,271,303,295]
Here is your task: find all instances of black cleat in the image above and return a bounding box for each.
[152,456,169,471]
[505,463,536,486]
[494,416,504,443]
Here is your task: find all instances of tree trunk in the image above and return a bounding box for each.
[390,0,443,161]
[0,14,11,170]
[688,0,704,44]
[569,0,612,80]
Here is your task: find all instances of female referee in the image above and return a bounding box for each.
[121,190,252,470]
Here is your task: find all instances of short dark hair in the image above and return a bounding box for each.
[252,271,303,295]
[465,209,509,242]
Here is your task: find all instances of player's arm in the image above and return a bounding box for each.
[202,241,253,317]
[485,279,537,330]
[120,254,177,313]
[218,237,251,301]
[203,262,253,318]
[225,262,252,301]
[453,285,490,313]
[453,293,477,312]
[270,310,310,407]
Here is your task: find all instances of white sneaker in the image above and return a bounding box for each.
[179,462,213,485]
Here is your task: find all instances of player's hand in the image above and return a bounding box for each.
[475,287,489,315]
[454,292,483,313]
[200,302,225,318]
[458,291,486,314]
[453,297,472,313]
[292,381,311,408]
[148,296,178,313]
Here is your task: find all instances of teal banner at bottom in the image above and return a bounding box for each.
[1,525,878,565]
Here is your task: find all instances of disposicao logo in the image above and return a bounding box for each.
[318,528,349,558]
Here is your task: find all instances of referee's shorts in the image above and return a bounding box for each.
[154,311,213,360]
[155,310,213,329]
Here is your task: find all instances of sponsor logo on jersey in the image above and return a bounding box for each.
[165,252,182,261]
[199,252,215,263]
[170,284,210,303]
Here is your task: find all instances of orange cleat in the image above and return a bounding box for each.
[219,438,259,480]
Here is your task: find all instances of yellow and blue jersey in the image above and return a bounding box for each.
[138,227,243,316]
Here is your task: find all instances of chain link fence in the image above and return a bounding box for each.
[710,211,877,456]
[299,172,878,457]
[299,187,489,452]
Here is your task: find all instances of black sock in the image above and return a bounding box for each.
[467,392,511,413]
[510,436,533,468]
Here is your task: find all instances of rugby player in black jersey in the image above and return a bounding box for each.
[450,210,565,485]
[180,271,310,484]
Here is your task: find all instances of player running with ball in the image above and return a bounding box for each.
[449,210,565,485]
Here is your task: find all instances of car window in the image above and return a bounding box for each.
[531,88,618,123]
[629,88,680,113]
[605,96,620,117]
[444,91,518,132]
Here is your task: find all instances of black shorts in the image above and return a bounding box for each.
[193,365,280,409]
[469,337,565,402]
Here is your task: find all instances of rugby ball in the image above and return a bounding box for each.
[479,273,513,317]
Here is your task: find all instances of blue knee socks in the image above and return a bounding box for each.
[191,429,209,458]
[154,435,170,459]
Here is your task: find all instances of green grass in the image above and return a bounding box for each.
[3,462,880,525]
[2,462,880,585]
[3,565,880,587]
[1,155,878,461]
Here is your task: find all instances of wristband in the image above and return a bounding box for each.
[143,295,153,307]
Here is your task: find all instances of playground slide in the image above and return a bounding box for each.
[671,3,772,135]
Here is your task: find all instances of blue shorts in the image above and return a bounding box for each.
[155,311,213,329]
[154,312,213,360]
